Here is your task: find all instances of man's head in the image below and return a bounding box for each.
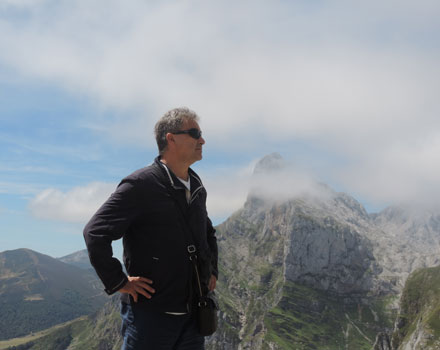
[154,107,205,164]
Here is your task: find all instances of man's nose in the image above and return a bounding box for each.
[199,136,205,145]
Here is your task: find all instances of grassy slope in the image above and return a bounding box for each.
[392,266,440,349]
[1,296,122,350]
[263,281,397,350]
[0,317,87,350]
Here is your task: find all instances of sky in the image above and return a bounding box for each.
[0,0,439,258]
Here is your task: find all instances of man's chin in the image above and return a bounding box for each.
[190,154,202,164]
[196,150,203,160]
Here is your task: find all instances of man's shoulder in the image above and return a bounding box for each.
[122,161,164,185]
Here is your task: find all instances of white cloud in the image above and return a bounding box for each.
[26,157,326,226]
[201,162,255,221]
[27,174,248,226]
[1,1,438,136]
[337,132,440,210]
[201,155,330,222]
[2,0,440,210]
[29,182,116,223]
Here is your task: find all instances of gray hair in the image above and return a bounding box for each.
[154,107,200,155]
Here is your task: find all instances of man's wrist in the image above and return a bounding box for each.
[104,276,128,295]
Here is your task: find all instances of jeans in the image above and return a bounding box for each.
[120,302,205,350]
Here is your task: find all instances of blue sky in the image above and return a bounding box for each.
[1,0,440,258]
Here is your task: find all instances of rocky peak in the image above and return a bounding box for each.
[252,152,286,175]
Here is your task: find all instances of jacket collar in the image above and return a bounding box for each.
[154,156,204,204]
[154,156,183,190]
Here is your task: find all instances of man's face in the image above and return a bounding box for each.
[172,119,205,165]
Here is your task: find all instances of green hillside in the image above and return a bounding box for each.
[392,265,440,349]
[0,249,107,340]
[264,281,396,350]
[1,296,122,350]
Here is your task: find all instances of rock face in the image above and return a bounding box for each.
[206,154,440,350]
[283,200,376,294]
[372,207,440,285]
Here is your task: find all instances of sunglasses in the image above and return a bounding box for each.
[173,128,202,139]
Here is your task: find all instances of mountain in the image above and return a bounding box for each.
[209,189,394,349]
[58,250,92,270]
[205,153,440,349]
[0,248,108,340]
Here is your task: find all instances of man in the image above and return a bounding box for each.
[83,107,218,350]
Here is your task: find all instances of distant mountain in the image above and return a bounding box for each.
[0,248,108,340]
[372,206,440,277]
[58,249,92,270]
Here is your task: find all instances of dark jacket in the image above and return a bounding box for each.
[83,157,218,313]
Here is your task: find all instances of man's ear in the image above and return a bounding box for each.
[165,133,175,147]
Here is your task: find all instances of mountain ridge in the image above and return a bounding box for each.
[0,248,107,340]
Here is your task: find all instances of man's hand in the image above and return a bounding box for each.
[208,274,217,291]
[119,276,155,302]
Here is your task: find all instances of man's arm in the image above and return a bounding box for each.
[83,179,153,297]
